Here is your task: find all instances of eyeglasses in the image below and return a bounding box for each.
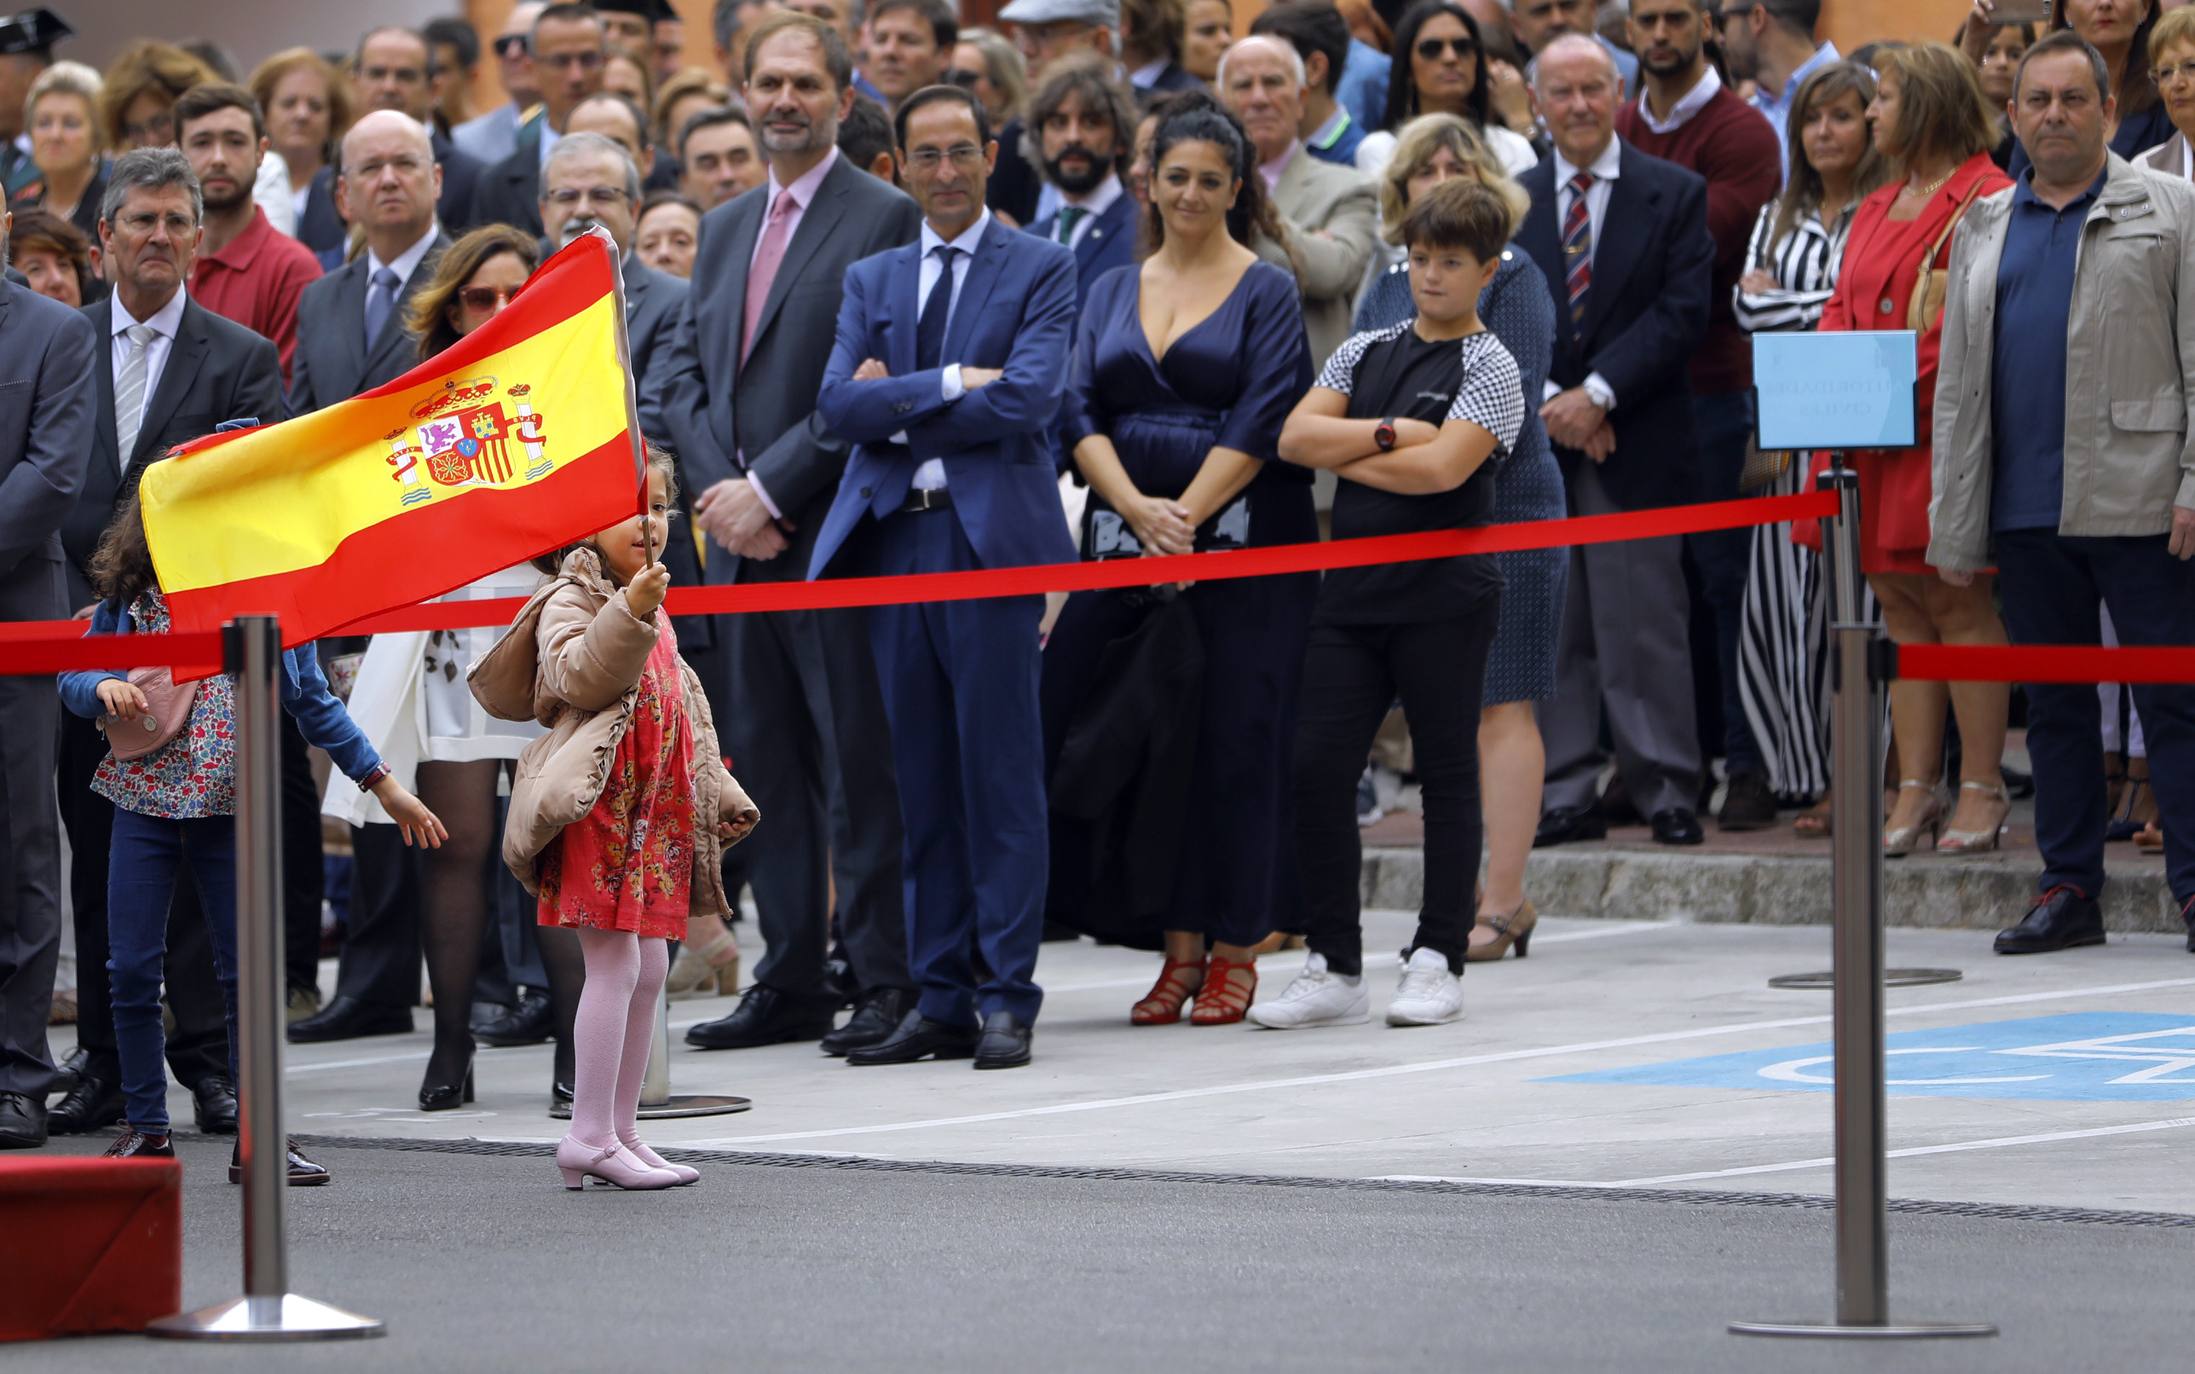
[945,67,985,89]
[2155,60,2195,86]
[494,34,529,59]
[546,186,629,208]
[121,109,175,144]
[458,283,524,311]
[903,143,986,170]
[1415,36,1476,61]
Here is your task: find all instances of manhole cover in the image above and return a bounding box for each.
[1768,968,1965,990]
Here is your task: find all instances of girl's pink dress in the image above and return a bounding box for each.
[537,616,695,939]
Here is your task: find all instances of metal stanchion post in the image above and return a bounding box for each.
[150,617,384,1342]
[638,985,752,1120]
[1731,466,1994,1341]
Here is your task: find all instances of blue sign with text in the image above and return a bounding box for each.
[1548,1013,2195,1102]
[1754,330,1919,449]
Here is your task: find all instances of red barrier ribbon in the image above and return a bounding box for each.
[1898,644,2195,685]
[0,490,1837,673]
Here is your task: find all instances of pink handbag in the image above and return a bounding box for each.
[101,666,200,761]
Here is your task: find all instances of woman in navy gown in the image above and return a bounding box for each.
[1043,103,1316,1026]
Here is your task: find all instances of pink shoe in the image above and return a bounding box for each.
[619,1135,699,1185]
[556,1134,679,1191]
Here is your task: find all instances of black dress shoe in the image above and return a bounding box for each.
[287,995,413,1044]
[475,987,554,1047]
[973,1012,1032,1071]
[103,1128,173,1159]
[844,1010,979,1066]
[229,1138,330,1186]
[1534,806,1608,848]
[1650,808,1705,845]
[1597,774,1642,827]
[685,983,835,1050]
[820,987,912,1058]
[53,1045,89,1096]
[548,1077,575,1120]
[192,1077,239,1135]
[48,1071,125,1135]
[1995,886,2105,955]
[1717,771,1778,831]
[0,1091,46,1149]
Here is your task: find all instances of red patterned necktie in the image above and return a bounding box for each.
[1563,171,1594,330]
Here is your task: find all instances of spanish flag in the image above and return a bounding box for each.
[140,229,644,645]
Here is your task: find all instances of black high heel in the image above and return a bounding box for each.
[418,1050,476,1112]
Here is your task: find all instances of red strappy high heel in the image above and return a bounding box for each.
[1131,957,1207,1025]
[1190,956,1257,1026]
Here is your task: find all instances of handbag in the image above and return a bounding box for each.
[100,666,200,761]
[1906,179,1986,333]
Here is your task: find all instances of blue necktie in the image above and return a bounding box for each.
[364,266,400,349]
[915,245,959,372]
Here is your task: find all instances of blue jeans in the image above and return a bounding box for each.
[1993,530,2195,906]
[1686,389,1764,777]
[108,809,239,1132]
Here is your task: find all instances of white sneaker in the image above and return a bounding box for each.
[1246,953,1370,1029]
[1386,947,1464,1026]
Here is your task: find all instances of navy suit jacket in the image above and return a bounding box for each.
[1516,140,1712,511]
[810,216,1080,578]
[287,232,452,419]
[0,281,95,618]
[66,296,283,607]
[1028,192,1138,311]
[472,114,546,236]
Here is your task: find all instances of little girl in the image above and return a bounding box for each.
[469,444,759,1191]
[59,489,445,1180]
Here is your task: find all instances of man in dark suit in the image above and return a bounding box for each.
[0,207,95,1149]
[663,13,922,1057]
[353,26,487,235]
[812,83,1079,1070]
[1515,35,1712,848]
[1023,57,1137,310]
[286,110,451,1045]
[51,151,283,1138]
[471,3,609,236]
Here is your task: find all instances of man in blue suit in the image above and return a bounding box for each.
[1023,58,1138,309]
[812,83,1078,1071]
[1514,35,1712,850]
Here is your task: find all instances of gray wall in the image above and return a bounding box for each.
[66,0,456,78]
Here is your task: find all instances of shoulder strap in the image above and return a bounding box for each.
[1922,179,1989,272]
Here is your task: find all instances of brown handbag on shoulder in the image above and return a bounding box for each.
[1906,180,1988,333]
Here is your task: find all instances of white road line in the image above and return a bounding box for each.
[1613,1116,2195,1186]
[687,976,2195,1146]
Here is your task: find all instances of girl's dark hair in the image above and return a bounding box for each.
[531,441,682,577]
[1141,96,1297,271]
[1384,1,1493,135]
[89,489,160,608]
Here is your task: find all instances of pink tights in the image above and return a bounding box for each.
[569,930,669,1149]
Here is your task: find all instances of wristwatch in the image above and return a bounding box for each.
[357,762,392,792]
[1374,418,1398,452]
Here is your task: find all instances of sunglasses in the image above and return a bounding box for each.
[458,282,524,312]
[944,67,985,88]
[495,34,529,59]
[1416,36,1477,60]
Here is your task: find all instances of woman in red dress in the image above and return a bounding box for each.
[1819,42,2014,857]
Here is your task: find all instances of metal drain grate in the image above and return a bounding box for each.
[293,1134,2195,1230]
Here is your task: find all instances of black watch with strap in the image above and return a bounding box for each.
[1374,417,1398,452]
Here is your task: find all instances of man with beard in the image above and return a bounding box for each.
[1024,56,1136,307]
[176,84,321,384]
[1715,0,1837,179]
[663,12,923,1057]
[1613,0,1779,833]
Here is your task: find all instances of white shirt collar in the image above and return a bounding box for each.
[113,285,188,339]
[1060,172,1123,215]
[1638,64,1722,136]
[1553,134,1623,188]
[1129,57,1168,87]
[367,222,442,288]
[921,207,992,258]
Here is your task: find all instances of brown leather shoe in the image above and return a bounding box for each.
[103,1128,174,1159]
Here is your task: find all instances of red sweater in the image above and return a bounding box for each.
[1615,84,1781,394]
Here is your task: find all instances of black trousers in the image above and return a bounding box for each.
[1293,598,1499,976]
[331,819,421,1009]
[57,710,227,1086]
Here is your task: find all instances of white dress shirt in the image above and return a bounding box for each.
[1052,173,1122,250]
[1548,135,1625,411]
[906,209,991,491]
[109,286,190,472]
[742,148,842,519]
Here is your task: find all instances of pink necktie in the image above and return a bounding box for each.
[742,189,798,363]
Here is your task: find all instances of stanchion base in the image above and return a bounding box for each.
[147,1293,386,1341]
[1729,1319,1996,1340]
[637,1093,753,1120]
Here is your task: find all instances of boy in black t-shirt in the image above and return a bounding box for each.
[1250,181,1526,1031]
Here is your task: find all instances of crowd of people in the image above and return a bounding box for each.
[1,0,2193,1188]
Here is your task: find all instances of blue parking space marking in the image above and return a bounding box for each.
[1546,1013,2195,1102]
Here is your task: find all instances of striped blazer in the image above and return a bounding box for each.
[1732,199,1855,335]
